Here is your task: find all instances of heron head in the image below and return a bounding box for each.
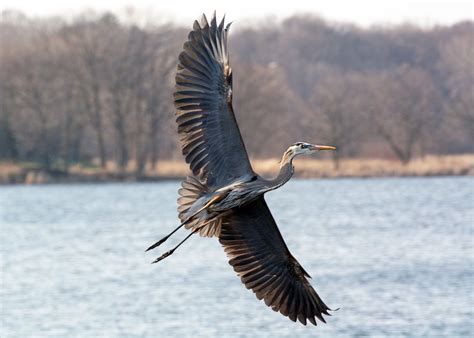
[290,142,336,156]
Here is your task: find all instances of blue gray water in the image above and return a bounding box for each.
[1,178,473,337]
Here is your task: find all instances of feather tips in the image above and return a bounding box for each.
[174,13,253,189]
[219,197,332,326]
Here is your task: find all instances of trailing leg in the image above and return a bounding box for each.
[150,210,232,263]
[151,228,198,263]
[145,221,188,252]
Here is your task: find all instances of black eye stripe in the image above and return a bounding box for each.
[293,142,309,149]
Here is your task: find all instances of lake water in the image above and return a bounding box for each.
[1,178,473,337]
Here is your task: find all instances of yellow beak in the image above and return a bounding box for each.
[312,145,336,151]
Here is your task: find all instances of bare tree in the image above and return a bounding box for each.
[0,18,20,160]
[61,14,114,168]
[10,30,64,169]
[310,71,368,168]
[0,81,18,160]
[368,65,442,163]
[234,61,303,158]
[439,33,474,145]
[145,29,183,171]
[1,11,472,174]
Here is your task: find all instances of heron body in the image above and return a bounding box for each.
[147,12,336,326]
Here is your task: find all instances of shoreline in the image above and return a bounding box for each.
[1,154,473,184]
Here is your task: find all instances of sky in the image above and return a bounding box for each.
[1,0,473,27]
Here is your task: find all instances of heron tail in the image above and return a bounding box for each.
[177,176,222,237]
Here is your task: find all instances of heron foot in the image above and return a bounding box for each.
[145,235,170,252]
[151,249,174,264]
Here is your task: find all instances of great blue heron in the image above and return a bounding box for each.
[146,12,336,326]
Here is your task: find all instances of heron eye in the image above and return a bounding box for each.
[301,144,308,149]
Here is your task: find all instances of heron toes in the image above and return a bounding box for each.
[145,235,170,252]
[151,250,174,264]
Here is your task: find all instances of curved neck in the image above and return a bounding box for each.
[266,151,295,191]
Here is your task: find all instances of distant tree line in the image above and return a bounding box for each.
[0,10,472,174]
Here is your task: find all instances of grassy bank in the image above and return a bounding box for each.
[1,154,473,184]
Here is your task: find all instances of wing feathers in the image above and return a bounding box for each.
[175,13,253,188]
[219,197,331,326]
[175,13,332,327]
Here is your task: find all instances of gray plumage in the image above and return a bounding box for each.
[149,12,336,326]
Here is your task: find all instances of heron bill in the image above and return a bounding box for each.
[312,145,337,151]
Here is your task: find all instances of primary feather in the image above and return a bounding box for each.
[165,12,334,326]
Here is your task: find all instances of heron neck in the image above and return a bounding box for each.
[267,157,295,191]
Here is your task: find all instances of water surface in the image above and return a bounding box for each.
[1,177,473,337]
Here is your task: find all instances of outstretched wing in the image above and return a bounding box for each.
[219,197,331,325]
[174,13,254,188]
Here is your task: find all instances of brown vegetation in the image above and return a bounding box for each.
[161,154,474,178]
[0,11,473,178]
[1,155,473,184]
